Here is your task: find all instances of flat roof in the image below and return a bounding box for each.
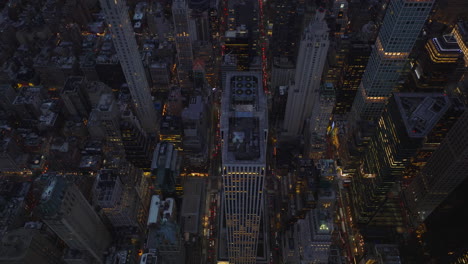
[394,93,451,138]
[181,178,205,234]
[220,72,268,164]
[147,195,161,226]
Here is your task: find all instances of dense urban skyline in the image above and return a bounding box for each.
[0,0,467,264]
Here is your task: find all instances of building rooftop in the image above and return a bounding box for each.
[394,93,451,138]
[273,56,295,68]
[133,2,147,20]
[150,61,168,68]
[94,170,120,204]
[79,155,101,169]
[425,35,462,65]
[373,244,402,264]
[316,208,333,235]
[222,54,237,66]
[12,86,43,105]
[40,177,58,203]
[39,101,58,127]
[146,197,178,249]
[97,94,116,112]
[455,20,468,40]
[181,179,204,234]
[64,249,90,262]
[34,44,76,69]
[160,115,183,135]
[63,76,86,92]
[96,36,119,64]
[227,117,261,160]
[150,142,179,189]
[221,72,267,163]
[321,83,336,98]
[140,253,158,264]
[182,96,203,121]
[0,228,37,260]
[433,35,461,52]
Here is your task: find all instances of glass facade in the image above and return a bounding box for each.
[351,0,435,121]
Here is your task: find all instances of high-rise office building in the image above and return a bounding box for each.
[224,27,251,71]
[283,10,329,136]
[220,72,268,263]
[93,169,142,229]
[150,141,182,198]
[99,0,158,133]
[350,0,435,121]
[181,95,208,165]
[226,0,257,33]
[452,21,468,67]
[360,244,402,264]
[120,108,153,170]
[173,0,196,38]
[399,95,465,188]
[351,93,450,227]
[87,94,123,153]
[38,175,112,263]
[159,115,184,152]
[62,76,91,119]
[270,0,301,62]
[407,34,463,91]
[334,41,372,115]
[431,0,468,25]
[404,109,468,222]
[270,57,295,92]
[333,0,348,34]
[324,0,350,91]
[173,0,195,90]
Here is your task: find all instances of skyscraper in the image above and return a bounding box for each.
[404,109,468,222]
[270,0,301,61]
[334,41,372,115]
[150,141,182,198]
[350,0,435,121]
[351,93,450,227]
[283,10,329,136]
[220,72,268,263]
[407,34,463,91]
[38,175,112,263]
[99,0,158,133]
[93,169,142,229]
[224,27,251,71]
[173,0,195,90]
[120,108,153,170]
[332,0,348,34]
[87,93,123,152]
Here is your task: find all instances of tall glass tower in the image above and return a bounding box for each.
[350,0,435,121]
[220,72,268,263]
[99,0,158,133]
